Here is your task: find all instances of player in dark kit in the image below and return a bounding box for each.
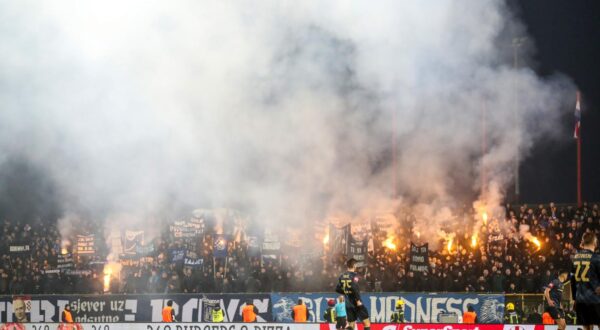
[544,270,569,330]
[571,232,600,330]
[336,258,371,330]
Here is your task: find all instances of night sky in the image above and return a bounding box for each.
[512,0,600,204]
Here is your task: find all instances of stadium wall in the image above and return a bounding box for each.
[0,293,505,323]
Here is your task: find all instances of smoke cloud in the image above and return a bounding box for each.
[0,1,573,245]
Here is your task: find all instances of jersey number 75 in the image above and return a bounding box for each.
[341,279,352,294]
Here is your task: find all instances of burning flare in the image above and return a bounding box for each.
[383,237,397,250]
[471,233,478,248]
[103,269,112,292]
[482,212,488,225]
[103,262,121,292]
[530,236,541,251]
[323,234,329,245]
[447,238,453,253]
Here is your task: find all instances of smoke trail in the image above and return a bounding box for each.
[0,1,574,246]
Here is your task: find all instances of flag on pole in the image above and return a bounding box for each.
[574,92,581,138]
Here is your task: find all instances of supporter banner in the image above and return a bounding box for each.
[0,294,272,323]
[76,235,96,255]
[135,243,155,257]
[8,245,30,254]
[320,325,549,330]
[213,235,229,258]
[170,219,204,238]
[169,249,186,263]
[348,237,368,267]
[247,236,260,257]
[409,243,429,273]
[271,293,504,324]
[488,233,504,243]
[57,253,74,271]
[123,231,144,255]
[328,224,350,256]
[261,236,281,266]
[184,256,203,268]
[64,270,92,276]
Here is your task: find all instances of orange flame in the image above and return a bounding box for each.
[383,237,397,250]
[103,271,112,292]
[531,236,541,250]
[471,233,478,248]
[447,238,453,253]
[482,212,488,225]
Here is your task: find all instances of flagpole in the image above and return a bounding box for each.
[392,104,397,198]
[481,100,487,196]
[577,133,582,207]
[576,91,582,207]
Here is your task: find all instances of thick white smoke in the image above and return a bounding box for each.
[0,1,573,244]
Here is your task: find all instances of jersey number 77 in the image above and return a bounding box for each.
[573,261,591,282]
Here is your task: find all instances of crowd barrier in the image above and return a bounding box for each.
[0,324,598,330]
[0,293,505,324]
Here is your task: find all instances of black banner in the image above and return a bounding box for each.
[247,236,260,257]
[169,249,185,262]
[348,237,368,267]
[170,219,203,238]
[123,231,143,255]
[57,253,74,271]
[76,235,96,255]
[328,224,350,256]
[409,242,429,273]
[183,257,203,268]
[0,294,272,323]
[8,245,30,254]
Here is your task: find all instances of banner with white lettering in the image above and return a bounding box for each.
[348,237,368,267]
[169,249,186,263]
[75,235,96,255]
[408,243,429,273]
[57,253,74,271]
[170,219,204,238]
[271,293,504,324]
[8,245,30,254]
[184,256,204,268]
[0,294,272,323]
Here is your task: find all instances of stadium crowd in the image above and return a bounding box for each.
[0,202,598,296]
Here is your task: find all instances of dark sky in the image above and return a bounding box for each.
[512,0,600,204]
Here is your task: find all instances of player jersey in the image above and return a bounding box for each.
[546,278,564,306]
[571,248,600,304]
[336,271,362,306]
